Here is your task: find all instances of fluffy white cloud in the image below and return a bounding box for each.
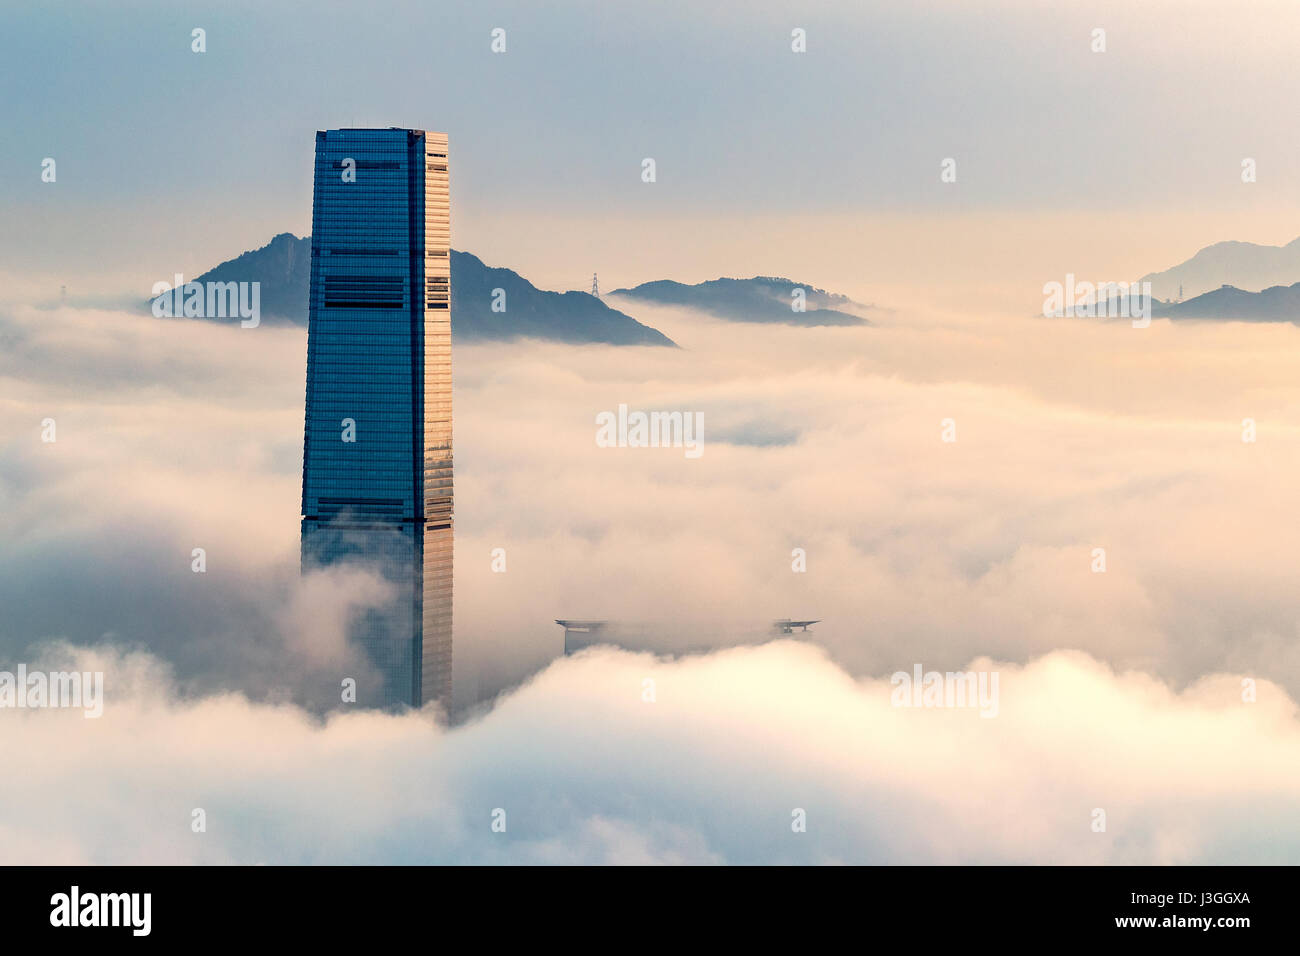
[2,640,1297,864]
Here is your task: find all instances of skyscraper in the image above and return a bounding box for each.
[300,128,452,711]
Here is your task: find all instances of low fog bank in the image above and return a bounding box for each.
[3,300,1300,715]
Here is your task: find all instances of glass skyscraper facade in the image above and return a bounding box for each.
[300,128,452,711]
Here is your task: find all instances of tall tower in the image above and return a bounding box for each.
[591,273,599,297]
[300,128,453,711]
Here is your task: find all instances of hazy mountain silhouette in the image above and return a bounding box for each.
[450,251,674,345]
[149,234,676,347]
[1059,283,1300,323]
[1164,282,1300,322]
[179,232,311,322]
[609,277,869,326]
[1139,237,1300,300]
[1051,291,1171,318]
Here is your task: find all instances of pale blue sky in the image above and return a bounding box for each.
[5,0,1300,296]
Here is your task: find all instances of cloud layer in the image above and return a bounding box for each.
[3,640,1297,864]
[4,297,1300,861]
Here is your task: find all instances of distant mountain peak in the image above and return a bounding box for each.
[1140,235,1300,300]
[148,235,677,347]
[1163,280,1300,323]
[609,275,869,326]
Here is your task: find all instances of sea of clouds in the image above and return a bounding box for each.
[2,297,1299,862]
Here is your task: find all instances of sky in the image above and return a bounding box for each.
[4,0,1300,864]
[5,0,1300,301]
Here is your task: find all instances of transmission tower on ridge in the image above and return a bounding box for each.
[591,273,600,297]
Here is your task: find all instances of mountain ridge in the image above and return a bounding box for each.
[149,234,677,347]
[1139,236,1300,301]
[1163,280,1300,322]
[1058,282,1300,323]
[609,276,870,326]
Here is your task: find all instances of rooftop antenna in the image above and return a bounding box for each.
[591,273,599,297]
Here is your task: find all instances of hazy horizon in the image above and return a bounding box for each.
[8,0,1300,305]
